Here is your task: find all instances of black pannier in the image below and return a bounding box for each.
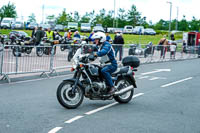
[122,55,140,68]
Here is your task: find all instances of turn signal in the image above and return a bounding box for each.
[80,64,84,68]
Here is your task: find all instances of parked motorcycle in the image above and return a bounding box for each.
[128,44,144,56]
[56,44,140,109]
[11,35,34,57]
[144,42,155,58]
[67,37,82,62]
[36,37,57,57]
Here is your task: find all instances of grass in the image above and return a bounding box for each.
[0,29,183,46]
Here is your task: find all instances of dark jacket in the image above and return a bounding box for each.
[35,30,45,43]
[113,35,124,45]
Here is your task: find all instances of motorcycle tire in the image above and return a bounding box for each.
[57,80,84,109]
[36,48,44,57]
[114,78,134,103]
[25,48,32,54]
[12,47,22,57]
[67,51,73,62]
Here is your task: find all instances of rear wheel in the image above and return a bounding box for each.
[57,81,84,109]
[12,47,21,57]
[114,78,134,103]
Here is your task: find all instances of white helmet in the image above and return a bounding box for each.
[92,32,106,43]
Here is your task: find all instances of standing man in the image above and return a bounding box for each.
[35,27,45,46]
[113,32,124,61]
[31,27,38,38]
[46,28,55,41]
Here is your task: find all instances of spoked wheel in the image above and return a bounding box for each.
[57,81,84,109]
[114,78,134,103]
[12,47,21,57]
[36,47,44,57]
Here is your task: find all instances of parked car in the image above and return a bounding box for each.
[27,22,38,30]
[143,28,156,35]
[0,18,15,29]
[80,23,91,32]
[68,22,78,32]
[54,24,64,31]
[93,26,105,32]
[123,25,134,34]
[133,26,144,35]
[12,21,24,29]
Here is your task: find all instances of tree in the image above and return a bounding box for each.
[28,13,36,22]
[46,15,55,22]
[189,16,200,31]
[179,15,189,31]
[80,12,91,23]
[73,11,80,23]
[0,2,17,22]
[56,9,68,25]
[127,4,141,26]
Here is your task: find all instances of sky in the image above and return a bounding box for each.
[1,0,200,24]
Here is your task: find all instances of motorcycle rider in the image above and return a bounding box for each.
[92,32,117,95]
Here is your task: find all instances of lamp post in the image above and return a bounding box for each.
[176,6,179,31]
[167,1,172,39]
[113,0,116,28]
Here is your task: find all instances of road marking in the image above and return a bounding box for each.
[141,69,171,75]
[161,77,193,88]
[149,77,160,80]
[48,127,63,133]
[138,76,149,79]
[65,116,84,124]
[85,93,144,115]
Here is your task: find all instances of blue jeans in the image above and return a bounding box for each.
[101,64,117,88]
[115,46,123,61]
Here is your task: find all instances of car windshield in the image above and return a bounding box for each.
[126,27,133,29]
[56,25,63,28]
[15,22,21,24]
[81,23,90,27]
[68,23,78,26]
[3,20,11,23]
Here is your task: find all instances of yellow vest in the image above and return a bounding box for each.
[46,31,54,40]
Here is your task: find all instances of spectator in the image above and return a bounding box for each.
[170,41,177,59]
[158,35,168,59]
[67,30,72,40]
[31,27,38,38]
[45,28,55,40]
[88,31,95,44]
[181,40,187,56]
[170,33,175,41]
[113,32,124,61]
[106,32,111,41]
[74,31,81,38]
[35,27,45,46]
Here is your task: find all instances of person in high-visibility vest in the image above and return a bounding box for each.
[46,28,55,40]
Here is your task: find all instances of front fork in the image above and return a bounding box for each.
[72,70,81,94]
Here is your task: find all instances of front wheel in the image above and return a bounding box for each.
[114,78,134,103]
[57,80,84,109]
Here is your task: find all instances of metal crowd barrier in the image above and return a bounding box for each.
[0,43,199,83]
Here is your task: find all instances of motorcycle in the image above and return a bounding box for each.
[11,35,34,57]
[128,44,144,56]
[36,37,57,57]
[56,44,140,109]
[67,37,82,62]
[144,42,154,58]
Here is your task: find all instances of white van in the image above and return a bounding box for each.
[123,25,134,34]
[80,23,91,32]
[68,22,78,32]
[1,18,15,29]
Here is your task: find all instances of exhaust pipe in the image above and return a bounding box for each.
[114,85,133,96]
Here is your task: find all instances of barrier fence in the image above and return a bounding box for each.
[0,43,199,83]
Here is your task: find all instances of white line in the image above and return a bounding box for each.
[132,93,144,98]
[85,93,144,115]
[65,116,84,124]
[138,76,149,79]
[48,127,63,133]
[161,77,193,88]
[149,77,159,80]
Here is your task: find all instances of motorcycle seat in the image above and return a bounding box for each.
[112,66,129,76]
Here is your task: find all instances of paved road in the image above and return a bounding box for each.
[0,59,200,133]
